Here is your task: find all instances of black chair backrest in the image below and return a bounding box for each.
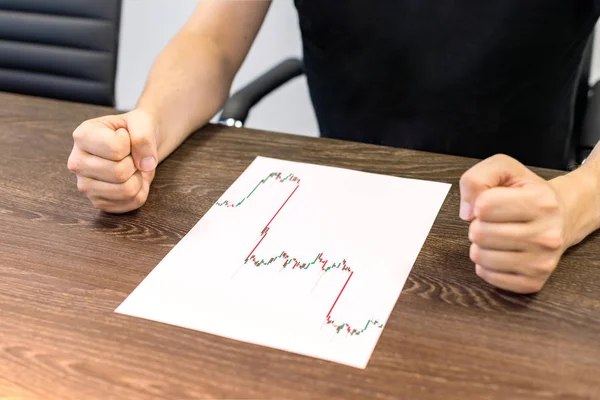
[0,0,121,106]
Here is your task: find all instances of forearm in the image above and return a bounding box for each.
[550,142,600,247]
[136,31,235,163]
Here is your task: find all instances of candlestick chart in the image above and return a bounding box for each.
[215,172,384,337]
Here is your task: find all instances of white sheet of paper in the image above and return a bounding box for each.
[116,156,451,369]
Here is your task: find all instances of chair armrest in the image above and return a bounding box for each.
[219,58,304,126]
[581,81,600,163]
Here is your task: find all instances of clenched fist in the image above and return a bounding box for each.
[67,109,158,213]
[460,154,570,294]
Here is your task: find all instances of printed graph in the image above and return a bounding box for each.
[116,156,450,368]
[216,172,384,337]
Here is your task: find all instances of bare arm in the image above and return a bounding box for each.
[549,142,600,247]
[67,1,271,213]
[136,0,272,162]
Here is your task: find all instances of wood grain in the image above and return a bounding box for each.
[1,92,599,400]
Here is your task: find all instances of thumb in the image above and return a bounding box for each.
[459,154,537,221]
[126,109,158,172]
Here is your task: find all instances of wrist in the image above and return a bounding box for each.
[133,100,166,162]
[550,163,600,248]
[135,95,204,163]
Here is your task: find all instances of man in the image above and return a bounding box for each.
[67,1,600,294]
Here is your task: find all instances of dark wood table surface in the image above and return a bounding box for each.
[1,92,599,400]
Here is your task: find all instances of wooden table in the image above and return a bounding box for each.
[1,92,599,400]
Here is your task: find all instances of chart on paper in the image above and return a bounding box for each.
[116,156,450,368]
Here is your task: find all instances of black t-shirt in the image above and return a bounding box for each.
[294,1,599,170]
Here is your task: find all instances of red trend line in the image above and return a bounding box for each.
[245,228,269,262]
[327,271,354,319]
[245,184,299,261]
[261,185,299,234]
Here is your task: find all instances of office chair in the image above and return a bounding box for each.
[219,38,600,169]
[0,0,121,106]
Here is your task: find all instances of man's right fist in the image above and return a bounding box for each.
[67,109,159,214]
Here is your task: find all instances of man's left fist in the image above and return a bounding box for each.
[459,154,569,294]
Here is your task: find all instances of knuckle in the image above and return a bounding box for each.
[132,135,150,144]
[134,188,149,206]
[67,154,80,173]
[107,141,129,161]
[122,181,141,200]
[131,133,151,148]
[76,178,88,193]
[536,228,565,250]
[474,196,492,218]
[116,130,132,151]
[535,191,560,214]
[533,256,559,276]
[490,153,511,162]
[475,264,488,279]
[468,220,482,243]
[492,153,516,162]
[112,163,131,183]
[459,167,488,194]
[459,172,476,188]
[491,153,520,168]
[121,186,137,200]
[72,122,89,142]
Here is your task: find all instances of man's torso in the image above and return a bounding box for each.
[294,0,599,169]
